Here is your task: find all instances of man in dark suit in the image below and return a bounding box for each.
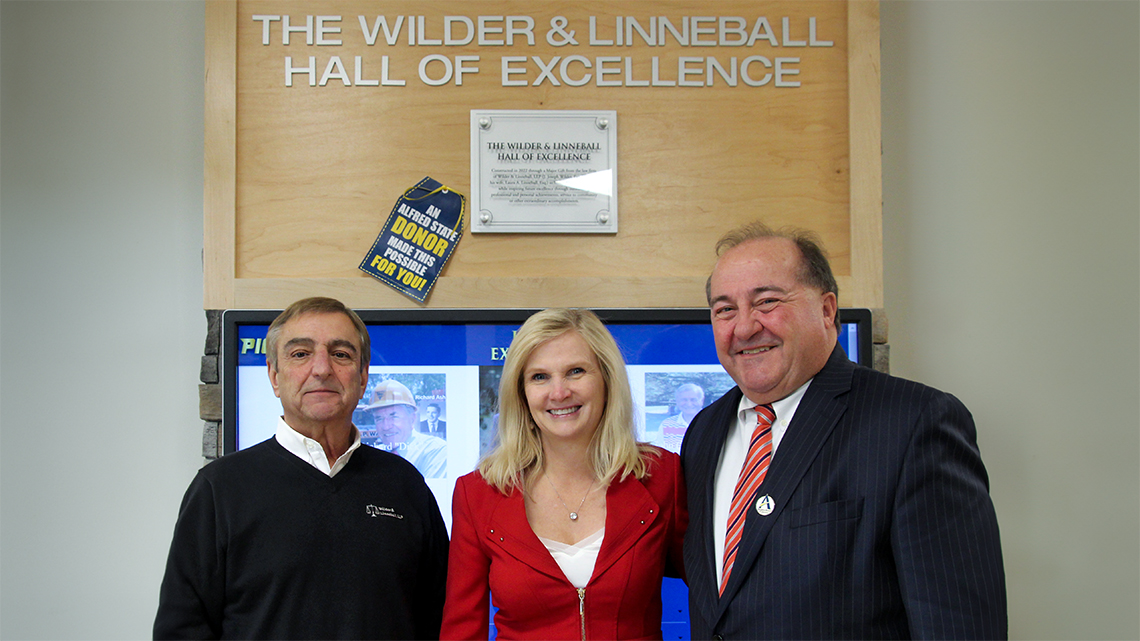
[419,402,447,438]
[681,222,1006,639]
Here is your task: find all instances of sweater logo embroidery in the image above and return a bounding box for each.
[366,504,404,519]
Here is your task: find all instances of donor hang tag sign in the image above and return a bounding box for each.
[360,177,465,302]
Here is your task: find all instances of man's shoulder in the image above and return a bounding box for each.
[343,446,445,509]
[175,440,293,511]
[197,439,284,479]
[846,362,958,407]
[810,344,956,405]
[352,442,430,476]
[824,361,975,441]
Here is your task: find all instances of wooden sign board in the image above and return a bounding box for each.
[205,1,881,309]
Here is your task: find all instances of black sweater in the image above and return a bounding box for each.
[154,438,448,640]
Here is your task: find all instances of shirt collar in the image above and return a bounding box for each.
[734,378,813,453]
[274,417,362,477]
[736,378,812,421]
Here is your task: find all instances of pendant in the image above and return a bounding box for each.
[569,512,579,521]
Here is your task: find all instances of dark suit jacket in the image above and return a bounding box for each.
[441,449,687,640]
[420,419,446,437]
[681,345,1006,639]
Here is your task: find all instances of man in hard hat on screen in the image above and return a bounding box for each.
[366,379,447,478]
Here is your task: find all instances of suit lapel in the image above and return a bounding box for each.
[683,388,743,626]
[716,346,855,610]
[484,486,567,583]
[592,475,657,579]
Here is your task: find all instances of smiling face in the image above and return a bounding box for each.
[675,385,705,421]
[268,311,367,436]
[522,331,607,447]
[709,237,838,405]
[372,404,417,449]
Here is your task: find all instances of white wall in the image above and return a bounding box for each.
[0,1,1136,639]
[1,2,207,639]
[881,1,1139,639]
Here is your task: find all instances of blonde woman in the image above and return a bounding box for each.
[441,308,687,640]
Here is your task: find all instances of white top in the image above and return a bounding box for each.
[712,380,812,584]
[274,417,362,477]
[538,527,605,589]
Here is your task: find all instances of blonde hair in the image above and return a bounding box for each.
[478,308,657,494]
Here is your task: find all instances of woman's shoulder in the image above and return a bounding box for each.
[640,444,680,463]
[455,469,521,500]
[455,469,492,492]
[638,445,682,481]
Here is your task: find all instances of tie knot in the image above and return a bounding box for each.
[756,404,775,427]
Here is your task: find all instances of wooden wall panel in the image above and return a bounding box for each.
[206,1,881,309]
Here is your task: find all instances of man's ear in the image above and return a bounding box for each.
[821,291,839,330]
[268,360,282,399]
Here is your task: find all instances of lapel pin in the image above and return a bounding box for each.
[755,495,775,516]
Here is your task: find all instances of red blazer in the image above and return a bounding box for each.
[441,448,687,641]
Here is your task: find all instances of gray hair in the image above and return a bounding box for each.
[265,297,370,373]
[706,221,840,325]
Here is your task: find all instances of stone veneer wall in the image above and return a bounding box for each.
[200,310,223,460]
[197,309,890,461]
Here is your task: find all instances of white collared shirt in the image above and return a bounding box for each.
[712,379,813,585]
[274,417,362,477]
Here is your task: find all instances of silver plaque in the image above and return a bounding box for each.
[470,110,617,234]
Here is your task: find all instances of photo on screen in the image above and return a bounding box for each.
[478,366,503,459]
[637,369,738,453]
[356,373,448,479]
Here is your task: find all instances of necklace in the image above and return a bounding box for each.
[545,475,593,521]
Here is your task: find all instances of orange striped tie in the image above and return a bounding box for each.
[719,404,775,595]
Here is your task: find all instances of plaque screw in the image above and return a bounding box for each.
[479,117,491,130]
[596,118,609,130]
[480,211,492,224]
[597,212,610,224]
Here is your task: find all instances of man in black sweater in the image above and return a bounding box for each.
[155,297,448,640]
